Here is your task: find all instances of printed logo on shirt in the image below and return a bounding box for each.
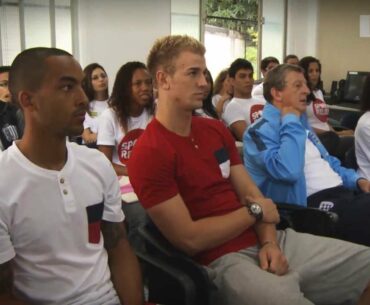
[118,128,144,165]
[86,202,104,244]
[214,147,230,178]
[312,98,329,123]
[250,104,265,124]
[318,201,334,211]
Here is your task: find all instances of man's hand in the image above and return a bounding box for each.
[357,178,370,193]
[259,242,289,275]
[85,133,97,144]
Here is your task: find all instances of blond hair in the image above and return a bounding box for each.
[147,35,205,84]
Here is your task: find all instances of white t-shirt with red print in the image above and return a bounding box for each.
[97,107,152,166]
[306,89,330,131]
[222,97,265,128]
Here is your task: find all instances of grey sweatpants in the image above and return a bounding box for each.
[206,229,370,305]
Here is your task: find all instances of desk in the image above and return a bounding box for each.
[119,176,138,203]
[327,104,360,113]
[327,102,361,123]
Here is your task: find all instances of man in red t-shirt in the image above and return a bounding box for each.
[128,35,370,305]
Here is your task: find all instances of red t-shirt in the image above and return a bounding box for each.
[128,117,257,264]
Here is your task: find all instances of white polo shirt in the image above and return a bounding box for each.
[222,97,266,127]
[0,142,124,305]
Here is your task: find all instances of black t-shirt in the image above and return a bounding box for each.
[0,101,23,150]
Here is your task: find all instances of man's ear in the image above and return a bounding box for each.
[156,70,170,90]
[271,87,282,103]
[18,91,35,110]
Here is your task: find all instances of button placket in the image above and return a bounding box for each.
[58,175,76,213]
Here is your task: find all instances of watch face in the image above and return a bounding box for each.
[251,203,262,214]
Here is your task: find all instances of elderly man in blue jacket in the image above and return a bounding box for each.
[244,63,370,246]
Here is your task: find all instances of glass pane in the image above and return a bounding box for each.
[261,0,285,65]
[204,0,258,79]
[0,0,21,65]
[171,0,200,38]
[24,0,51,48]
[55,0,72,53]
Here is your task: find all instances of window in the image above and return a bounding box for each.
[203,0,259,79]
[0,0,73,65]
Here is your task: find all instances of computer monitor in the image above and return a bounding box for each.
[343,71,370,103]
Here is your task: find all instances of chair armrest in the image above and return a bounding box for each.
[276,202,338,237]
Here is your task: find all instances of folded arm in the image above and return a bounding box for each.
[247,114,307,182]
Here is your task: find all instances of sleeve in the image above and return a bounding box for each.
[222,102,245,126]
[83,113,93,130]
[100,155,125,223]
[128,145,179,209]
[0,208,16,264]
[244,114,307,182]
[97,110,116,146]
[327,155,359,190]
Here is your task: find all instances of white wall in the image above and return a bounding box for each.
[77,0,171,89]
[286,0,318,58]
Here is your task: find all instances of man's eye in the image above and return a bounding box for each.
[62,84,73,91]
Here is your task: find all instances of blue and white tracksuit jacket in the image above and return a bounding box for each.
[243,102,359,206]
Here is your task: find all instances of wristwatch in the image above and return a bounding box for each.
[246,202,263,221]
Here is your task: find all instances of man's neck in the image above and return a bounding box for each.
[233,92,251,99]
[17,127,68,171]
[155,99,192,137]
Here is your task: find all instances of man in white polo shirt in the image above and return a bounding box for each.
[0,48,143,305]
[244,63,370,247]
[222,58,265,141]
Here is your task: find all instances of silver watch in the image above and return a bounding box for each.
[246,202,263,221]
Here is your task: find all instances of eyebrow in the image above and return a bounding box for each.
[186,66,203,72]
[59,76,80,84]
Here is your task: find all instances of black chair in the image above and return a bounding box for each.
[136,222,215,305]
[276,203,338,237]
[135,204,338,305]
[343,146,358,170]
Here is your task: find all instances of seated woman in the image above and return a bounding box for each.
[212,68,233,118]
[98,61,154,175]
[355,74,370,179]
[195,69,219,119]
[81,63,109,147]
[97,61,154,251]
[299,56,353,161]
